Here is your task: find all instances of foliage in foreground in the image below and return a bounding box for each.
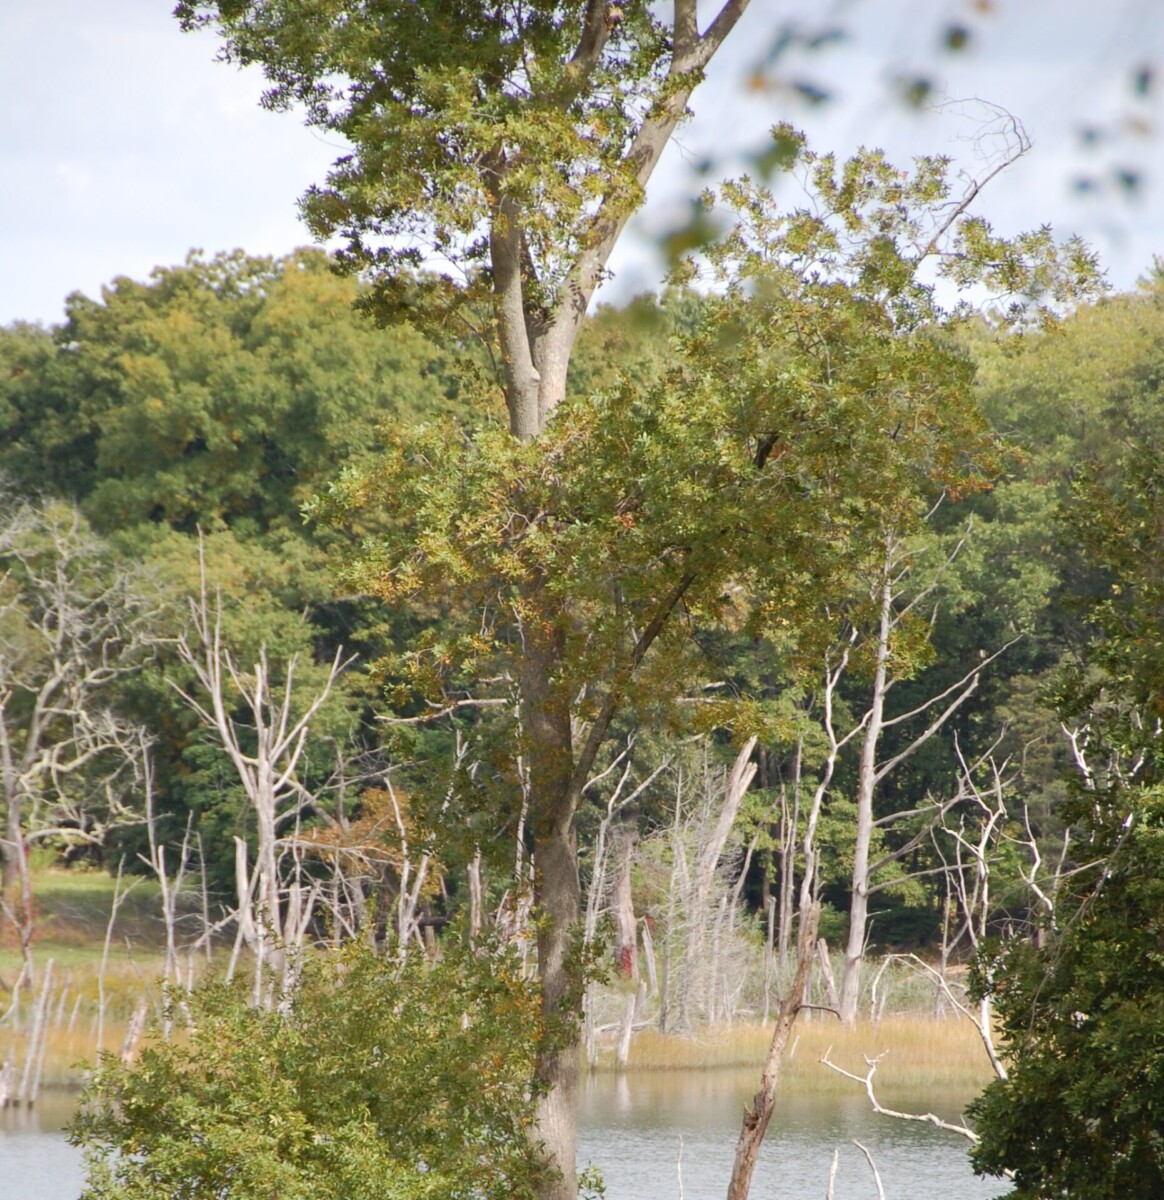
[969,433,1164,1196]
[71,940,548,1200]
[969,793,1164,1198]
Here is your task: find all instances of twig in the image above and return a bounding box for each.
[853,1141,886,1200]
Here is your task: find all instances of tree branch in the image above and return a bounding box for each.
[568,568,697,805]
[820,1048,980,1142]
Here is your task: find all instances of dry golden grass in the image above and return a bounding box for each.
[595,1015,995,1091]
[0,955,171,1093]
[0,1022,135,1090]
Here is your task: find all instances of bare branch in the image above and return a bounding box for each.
[820,1047,980,1142]
[853,1141,886,1200]
[379,696,509,726]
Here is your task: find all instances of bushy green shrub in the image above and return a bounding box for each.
[71,939,548,1200]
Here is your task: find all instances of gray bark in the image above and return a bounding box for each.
[484,6,755,1194]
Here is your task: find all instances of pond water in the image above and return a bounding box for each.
[2,1074,1010,1200]
[1,1091,86,1200]
[577,1070,1011,1199]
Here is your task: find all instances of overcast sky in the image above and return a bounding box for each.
[3,1,1163,328]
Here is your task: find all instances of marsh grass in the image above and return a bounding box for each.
[4,869,992,1097]
[591,1016,994,1091]
[1,869,210,1099]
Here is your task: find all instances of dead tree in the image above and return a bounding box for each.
[836,521,1015,1024]
[172,552,352,993]
[727,897,821,1200]
[677,739,756,1027]
[0,497,154,987]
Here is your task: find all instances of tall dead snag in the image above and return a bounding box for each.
[836,523,1014,1024]
[727,900,820,1200]
[172,555,351,994]
[728,724,827,1200]
[680,739,757,1027]
[0,496,153,991]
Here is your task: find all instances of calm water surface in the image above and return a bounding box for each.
[2,1074,1010,1200]
[1,1090,85,1200]
[577,1070,1011,1200]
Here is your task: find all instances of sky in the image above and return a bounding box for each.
[2,0,1163,328]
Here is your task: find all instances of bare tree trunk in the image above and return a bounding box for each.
[683,740,757,1025]
[173,553,350,1001]
[641,916,658,998]
[837,526,992,1025]
[615,993,636,1071]
[762,896,775,1024]
[775,752,800,973]
[467,850,484,945]
[612,829,638,978]
[839,568,892,1025]
[0,801,34,999]
[659,778,684,1034]
[727,903,820,1200]
[816,938,840,1012]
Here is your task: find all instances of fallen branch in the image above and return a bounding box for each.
[819,1047,978,1143]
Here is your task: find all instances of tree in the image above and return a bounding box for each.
[0,249,458,535]
[834,519,1013,1024]
[316,139,1098,1199]
[176,6,1101,1195]
[171,550,353,996]
[0,495,154,981]
[968,412,1164,1197]
[175,5,755,1191]
[0,250,467,897]
[72,938,548,1200]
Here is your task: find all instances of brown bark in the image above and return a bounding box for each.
[522,624,581,1200]
[727,902,820,1200]
[489,7,755,1195]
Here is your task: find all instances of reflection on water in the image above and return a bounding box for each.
[1,1090,85,1200]
[2,1073,1012,1200]
[577,1069,1012,1200]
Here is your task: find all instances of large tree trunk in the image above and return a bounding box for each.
[486,10,756,1190]
[533,822,581,1200]
[522,627,582,1200]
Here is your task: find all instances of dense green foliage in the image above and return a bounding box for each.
[0,248,460,533]
[71,940,547,1200]
[969,792,1164,1197]
[968,363,1164,1196]
[174,0,673,326]
[3,187,1162,1200]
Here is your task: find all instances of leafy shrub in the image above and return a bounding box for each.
[71,939,548,1200]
